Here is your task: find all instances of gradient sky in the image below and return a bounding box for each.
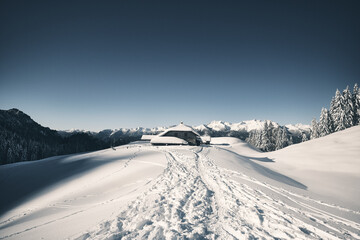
[1,0,359,131]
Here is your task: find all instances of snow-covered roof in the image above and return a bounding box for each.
[159,122,200,137]
[141,135,156,141]
[150,136,188,145]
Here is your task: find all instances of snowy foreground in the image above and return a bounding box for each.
[1,127,360,239]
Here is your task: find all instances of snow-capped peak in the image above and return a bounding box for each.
[207,120,231,131]
[285,123,311,133]
[194,124,210,131]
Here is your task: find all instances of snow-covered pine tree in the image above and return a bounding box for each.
[310,118,320,139]
[330,89,347,132]
[353,83,360,125]
[247,123,292,151]
[275,128,283,150]
[247,131,254,147]
[247,130,261,149]
[275,127,290,150]
[342,86,354,128]
[318,108,332,137]
[329,96,336,126]
[301,132,308,142]
[266,121,276,151]
[260,131,270,151]
[258,122,271,151]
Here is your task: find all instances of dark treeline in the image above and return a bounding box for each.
[0,109,137,165]
[311,83,360,139]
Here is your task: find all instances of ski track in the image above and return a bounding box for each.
[75,146,360,240]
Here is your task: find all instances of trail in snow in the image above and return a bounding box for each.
[76,146,360,240]
[0,144,167,240]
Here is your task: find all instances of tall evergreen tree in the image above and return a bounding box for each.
[318,108,332,137]
[247,130,261,149]
[353,83,360,125]
[301,132,308,142]
[275,127,290,150]
[266,121,276,151]
[310,118,320,139]
[342,86,354,128]
[275,128,283,150]
[259,122,271,151]
[330,89,347,132]
[329,96,336,129]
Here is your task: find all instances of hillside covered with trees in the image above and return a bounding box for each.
[0,109,106,165]
[310,83,360,139]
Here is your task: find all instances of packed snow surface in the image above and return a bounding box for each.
[1,127,360,239]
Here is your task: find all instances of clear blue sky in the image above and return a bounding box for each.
[1,0,359,131]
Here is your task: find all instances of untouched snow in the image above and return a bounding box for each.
[265,126,360,210]
[0,127,360,239]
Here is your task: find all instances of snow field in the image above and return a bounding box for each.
[76,144,359,239]
[1,127,360,239]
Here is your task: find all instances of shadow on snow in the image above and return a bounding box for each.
[218,148,307,190]
[0,151,132,218]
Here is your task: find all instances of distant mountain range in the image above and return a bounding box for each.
[0,108,310,165]
[59,120,310,142]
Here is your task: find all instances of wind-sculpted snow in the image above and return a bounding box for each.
[1,135,359,239]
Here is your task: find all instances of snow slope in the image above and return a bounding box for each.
[0,144,167,239]
[0,127,359,239]
[265,125,360,210]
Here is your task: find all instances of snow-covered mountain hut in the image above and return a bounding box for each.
[148,122,203,146]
